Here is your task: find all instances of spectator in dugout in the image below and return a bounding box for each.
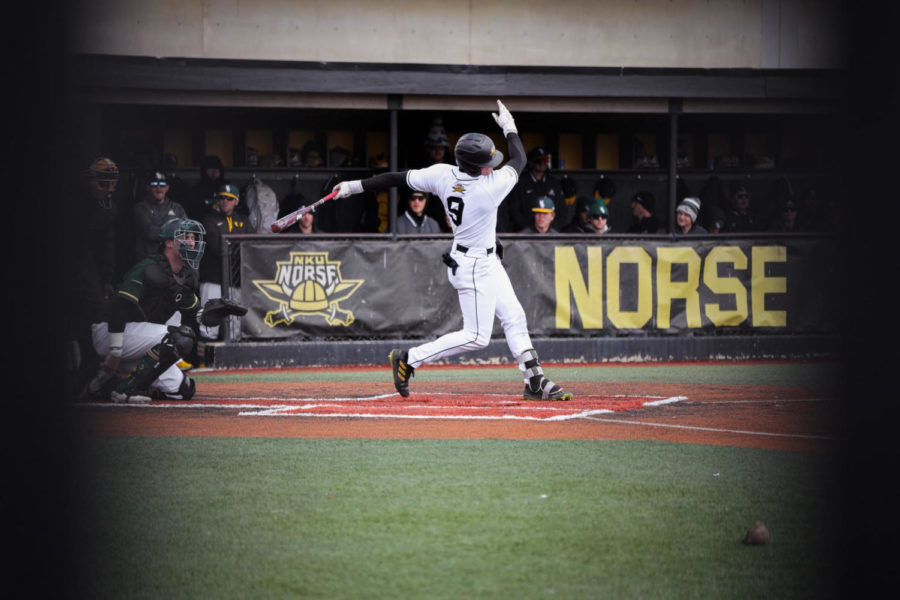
[723,182,757,233]
[184,155,227,222]
[674,197,707,235]
[417,117,453,232]
[502,146,567,233]
[588,198,612,234]
[519,196,559,234]
[64,156,120,397]
[276,191,326,234]
[396,190,443,234]
[133,170,187,261]
[561,196,596,233]
[627,191,660,233]
[294,204,324,234]
[199,181,253,341]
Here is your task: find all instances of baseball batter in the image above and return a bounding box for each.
[333,100,572,401]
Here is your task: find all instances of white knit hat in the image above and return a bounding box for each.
[676,197,701,222]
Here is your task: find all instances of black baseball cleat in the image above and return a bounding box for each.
[388,349,414,398]
[523,378,573,401]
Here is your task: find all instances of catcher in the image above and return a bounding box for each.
[86,218,247,403]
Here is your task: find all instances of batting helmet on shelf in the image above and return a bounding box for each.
[159,218,206,269]
[454,133,503,176]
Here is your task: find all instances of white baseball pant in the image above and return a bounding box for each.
[91,316,186,395]
[407,247,533,368]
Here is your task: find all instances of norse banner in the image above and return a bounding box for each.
[239,236,842,339]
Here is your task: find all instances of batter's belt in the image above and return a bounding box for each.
[455,244,494,255]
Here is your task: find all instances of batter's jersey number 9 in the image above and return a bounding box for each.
[447,196,464,226]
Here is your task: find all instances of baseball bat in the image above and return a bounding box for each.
[270,190,339,232]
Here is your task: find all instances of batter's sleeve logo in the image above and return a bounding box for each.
[252,251,363,327]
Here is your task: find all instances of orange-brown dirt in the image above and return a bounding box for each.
[74,379,843,453]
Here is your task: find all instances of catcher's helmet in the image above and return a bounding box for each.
[454,133,503,176]
[159,218,206,269]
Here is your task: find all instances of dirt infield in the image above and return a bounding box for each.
[75,379,841,453]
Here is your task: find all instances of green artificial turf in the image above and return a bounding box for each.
[69,437,845,599]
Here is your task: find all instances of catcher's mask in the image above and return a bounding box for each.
[454,133,503,176]
[84,157,119,209]
[159,218,206,268]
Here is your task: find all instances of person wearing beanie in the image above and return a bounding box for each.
[627,191,660,233]
[675,196,707,235]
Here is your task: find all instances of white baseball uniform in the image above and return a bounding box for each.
[404,162,533,368]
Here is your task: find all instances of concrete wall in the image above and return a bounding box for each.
[71,0,846,69]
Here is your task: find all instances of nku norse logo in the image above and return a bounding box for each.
[253,251,363,327]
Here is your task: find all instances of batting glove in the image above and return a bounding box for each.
[333,180,364,199]
[492,99,517,136]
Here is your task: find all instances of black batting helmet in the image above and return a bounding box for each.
[454,133,503,176]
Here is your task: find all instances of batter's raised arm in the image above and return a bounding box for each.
[332,171,409,198]
[493,100,526,174]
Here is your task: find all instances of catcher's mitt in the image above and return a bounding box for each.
[200,298,248,327]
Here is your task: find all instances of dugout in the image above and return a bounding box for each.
[57,2,852,365]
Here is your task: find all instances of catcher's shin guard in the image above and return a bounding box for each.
[150,375,196,400]
[517,348,573,401]
[113,326,196,401]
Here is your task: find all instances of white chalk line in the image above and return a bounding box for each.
[236,409,619,421]
[684,398,834,405]
[582,416,839,441]
[76,393,687,422]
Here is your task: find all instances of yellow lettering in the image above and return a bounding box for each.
[656,247,702,329]
[607,247,652,329]
[554,246,604,329]
[751,246,787,327]
[704,246,749,326]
